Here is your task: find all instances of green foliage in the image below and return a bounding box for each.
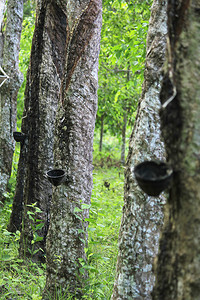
[6,143,20,194]
[0,164,124,299]
[85,166,124,298]
[71,161,124,299]
[0,200,45,299]
[0,259,45,299]
[93,127,132,167]
[25,202,44,258]
[97,0,153,138]
[23,0,36,19]
[17,9,35,130]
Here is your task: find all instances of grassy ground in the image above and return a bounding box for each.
[0,134,125,299]
[86,166,124,298]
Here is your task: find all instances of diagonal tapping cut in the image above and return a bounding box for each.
[61,0,101,100]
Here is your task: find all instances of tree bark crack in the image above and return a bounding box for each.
[62,0,101,97]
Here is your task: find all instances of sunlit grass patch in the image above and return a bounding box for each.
[86,166,124,298]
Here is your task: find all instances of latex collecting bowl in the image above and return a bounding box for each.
[13,132,26,142]
[46,169,65,186]
[134,161,173,197]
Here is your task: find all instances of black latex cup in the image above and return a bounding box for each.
[134,161,173,196]
[46,169,65,187]
[13,132,26,143]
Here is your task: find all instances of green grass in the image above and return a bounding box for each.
[0,259,45,299]
[0,162,124,299]
[86,166,124,298]
[0,198,46,299]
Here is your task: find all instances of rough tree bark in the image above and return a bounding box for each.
[0,0,23,202]
[112,1,167,299]
[10,0,67,261]
[152,1,200,299]
[43,0,102,298]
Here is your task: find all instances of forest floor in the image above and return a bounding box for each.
[0,135,125,299]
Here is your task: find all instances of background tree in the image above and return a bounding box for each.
[43,0,102,298]
[8,0,67,262]
[112,0,167,298]
[7,3,35,233]
[0,0,23,202]
[153,1,200,299]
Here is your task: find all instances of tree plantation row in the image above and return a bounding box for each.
[1,0,200,299]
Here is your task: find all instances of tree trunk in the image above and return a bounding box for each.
[16,0,67,262]
[112,1,167,299]
[152,1,200,299]
[99,114,104,152]
[43,0,102,298]
[0,0,23,202]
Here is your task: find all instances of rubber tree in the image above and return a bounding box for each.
[43,0,102,298]
[9,0,67,261]
[112,1,167,299]
[152,1,200,299]
[0,0,23,202]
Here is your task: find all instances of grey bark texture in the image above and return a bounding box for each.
[15,0,67,261]
[152,1,200,299]
[43,0,102,298]
[111,1,167,299]
[0,0,23,202]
